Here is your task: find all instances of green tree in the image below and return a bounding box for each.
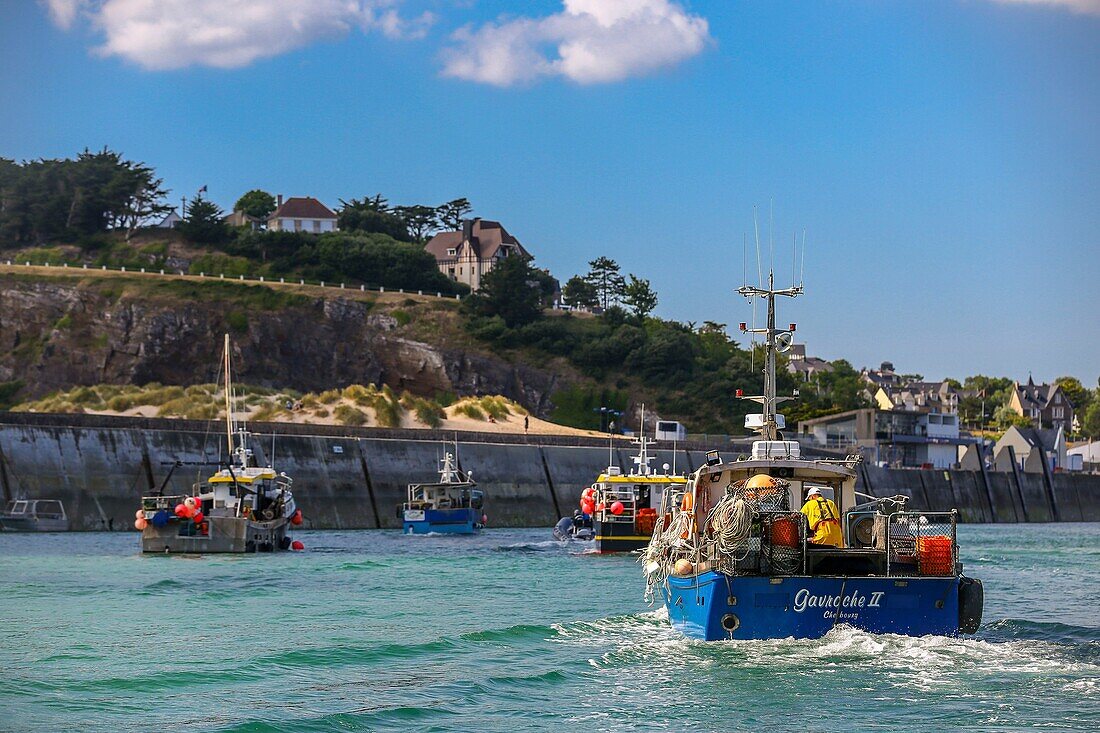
[234,189,276,220]
[1054,376,1091,414]
[178,197,230,244]
[436,198,473,231]
[465,254,544,327]
[337,197,411,241]
[622,274,658,318]
[393,204,439,243]
[562,275,598,309]
[1082,401,1100,438]
[584,256,625,309]
[994,403,1034,430]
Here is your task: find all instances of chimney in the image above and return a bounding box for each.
[277,194,283,207]
[462,218,474,243]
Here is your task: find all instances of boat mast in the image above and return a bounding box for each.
[223,333,234,456]
[737,271,801,440]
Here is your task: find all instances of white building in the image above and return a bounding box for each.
[266,195,338,234]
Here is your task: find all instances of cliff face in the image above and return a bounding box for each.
[0,273,564,415]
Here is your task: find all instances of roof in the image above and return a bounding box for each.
[269,197,337,220]
[1010,426,1060,453]
[425,218,530,262]
[1068,441,1100,460]
[1014,377,1070,411]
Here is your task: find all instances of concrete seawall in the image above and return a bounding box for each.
[1,413,1097,529]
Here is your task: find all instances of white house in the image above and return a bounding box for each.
[266,195,338,233]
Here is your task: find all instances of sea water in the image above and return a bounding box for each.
[1,524,1097,732]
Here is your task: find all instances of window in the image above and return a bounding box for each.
[313,220,321,232]
[1054,407,1064,419]
[294,219,302,232]
[1055,393,1062,404]
[447,248,457,256]
[459,267,463,275]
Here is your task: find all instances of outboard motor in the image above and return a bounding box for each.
[553,516,574,541]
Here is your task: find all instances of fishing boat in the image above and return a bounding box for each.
[557,416,687,553]
[641,272,984,639]
[0,499,69,532]
[400,449,485,534]
[136,335,302,553]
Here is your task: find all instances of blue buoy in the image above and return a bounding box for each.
[151,510,170,528]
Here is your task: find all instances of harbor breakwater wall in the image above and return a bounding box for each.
[1,413,1097,529]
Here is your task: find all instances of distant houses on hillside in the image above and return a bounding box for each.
[1008,376,1074,433]
[799,360,970,469]
[222,194,338,234]
[425,218,531,292]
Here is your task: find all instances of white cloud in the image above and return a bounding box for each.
[441,0,712,86]
[44,0,434,70]
[41,0,87,30]
[986,0,1100,14]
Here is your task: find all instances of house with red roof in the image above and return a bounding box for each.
[266,195,338,234]
[424,218,530,291]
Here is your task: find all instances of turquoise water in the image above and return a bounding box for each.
[1,524,1098,732]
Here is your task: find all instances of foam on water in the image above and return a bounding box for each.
[1,524,1098,732]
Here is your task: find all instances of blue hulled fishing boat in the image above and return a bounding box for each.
[641,273,984,640]
[401,449,484,535]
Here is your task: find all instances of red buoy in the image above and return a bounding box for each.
[610,501,625,515]
[291,540,304,551]
[291,509,303,526]
[192,511,204,524]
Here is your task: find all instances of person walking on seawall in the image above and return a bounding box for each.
[524,415,529,435]
[800,487,843,548]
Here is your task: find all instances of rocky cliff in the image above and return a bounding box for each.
[0,271,566,415]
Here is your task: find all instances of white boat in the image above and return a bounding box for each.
[0,499,69,532]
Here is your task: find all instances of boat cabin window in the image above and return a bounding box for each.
[35,500,64,518]
[11,501,28,514]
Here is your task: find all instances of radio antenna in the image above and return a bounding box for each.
[753,206,763,287]
[800,229,807,288]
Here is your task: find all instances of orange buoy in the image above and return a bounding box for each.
[673,558,693,576]
[680,491,694,513]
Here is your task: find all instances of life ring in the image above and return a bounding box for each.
[679,490,696,539]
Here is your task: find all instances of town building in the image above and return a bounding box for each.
[266,195,338,234]
[798,377,967,468]
[224,210,264,230]
[994,425,1067,473]
[1008,377,1074,432]
[156,210,182,229]
[1068,440,1100,473]
[424,218,530,291]
[861,361,903,390]
[786,344,834,381]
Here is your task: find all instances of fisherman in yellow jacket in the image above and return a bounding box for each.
[800,487,843,548]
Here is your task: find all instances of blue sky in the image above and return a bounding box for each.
[2,0,1097,384]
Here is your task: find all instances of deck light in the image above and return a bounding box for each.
[736,389,744,397]
[739,322,747,331]
[789,323,796,331]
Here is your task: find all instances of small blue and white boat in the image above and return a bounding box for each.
[641,272,984,640]
[401,450,484,535]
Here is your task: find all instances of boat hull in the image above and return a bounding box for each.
[593,518,651,553]
[0,517,70,532]
[141,515,289,553]
[663,571,975,640]
[403,508,481,535]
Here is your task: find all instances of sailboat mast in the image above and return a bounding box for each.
[764,271,778,440]
[223,334,234,455]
